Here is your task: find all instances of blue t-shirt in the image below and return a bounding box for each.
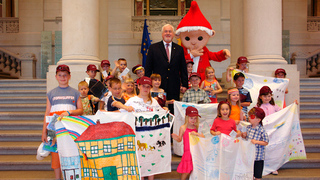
[47,86,80,114]
[238,87,252,115]
[107,96,125,111]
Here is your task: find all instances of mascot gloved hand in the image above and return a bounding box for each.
[176,1,230,81]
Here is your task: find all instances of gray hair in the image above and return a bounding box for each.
[161,24,174,33]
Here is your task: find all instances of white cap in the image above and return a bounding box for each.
[36,142,50,161]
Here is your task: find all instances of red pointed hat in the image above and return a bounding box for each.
[176,1,213,36]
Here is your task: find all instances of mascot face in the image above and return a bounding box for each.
[180,30,213,50]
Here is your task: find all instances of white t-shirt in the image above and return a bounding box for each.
[121,96,162,112]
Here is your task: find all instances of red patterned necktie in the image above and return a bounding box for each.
[166,43,170,62]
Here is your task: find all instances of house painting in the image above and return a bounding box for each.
[75,121,140,180]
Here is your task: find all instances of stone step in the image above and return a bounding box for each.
[0,112,44,121]
[300,78,320,84]
[300,95,320,102]
[301,128,320,140]
[0,79,46,85]
[300,109,320,119]
[0,130,42,142]
[0,142,41,155]
[0,120,43,130]
[300,102,320,110]
[300,118,320,129]
[281,152,320,169]
[300,88,320,95]
[0,90,46,97]
[0,155,51,171]
[0,97,46,104]
[304,139,320,153]
[300,82,320,89]
[0,84,46,91]
[0,104,46,112]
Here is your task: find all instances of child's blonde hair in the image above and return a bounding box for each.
[227,87,241,107]
[118,58,127,65]
[184,115,199,130]
[124,78,136,95]
[78,81,89,89]
[205,66,215,78]
[109,78,121,88]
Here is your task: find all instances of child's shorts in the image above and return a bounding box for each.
[51,152,60,169]
[254,160,264,179]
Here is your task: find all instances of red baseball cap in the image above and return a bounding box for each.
[275,68,286,76]
[254,107,266,120]
[189,72,201,80]
[139,76,152,86]
[237,56,249,64]
[186,106,201,117]
[101,60,110,66]
[105,75,114,81]
[259,86,272,96]
[87,64,99,72]
[56,64,70,74]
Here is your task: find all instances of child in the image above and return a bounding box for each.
[210,101,241,137]
[99,75,114,111]
[182,72,211,104]
[241,107,269,180]
[186,60,194,89]
[100,60,112,84]
[275,68,288,108]
[122,78,137,102]
[200,66,222,103]
[257,86,282,116]
[227,87,245,125]
[132,64,145,85]
[150,73,172,107]
[78,81,100,115]
[121,76,166,180]
[123,76,165,112]
[111,58,131,82]
[234,72,252,116]
[226,56,249,82]
[86,64,100,91]
[41,65,83,180]
[104,78,134,112]
[171,106,204,180]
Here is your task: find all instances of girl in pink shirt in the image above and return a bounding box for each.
[257,86,282,116]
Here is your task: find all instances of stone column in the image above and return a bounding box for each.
[57,0,100,65]
[243,0,287,64]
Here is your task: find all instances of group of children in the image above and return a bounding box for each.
[42,56,293,180]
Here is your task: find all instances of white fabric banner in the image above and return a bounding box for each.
[173,101,218,156]
[233,70,289,110]
[189,134,256,180]
[134,111,174,177]
[262,103,306,175]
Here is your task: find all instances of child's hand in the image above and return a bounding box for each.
[180,87,187,93]
[241,132,247,139]
[167,99,175,104]
[227,67,234,71]
[51,137,56,147]
[162,107,169,111]
[60,111,70,118]
[294,99,299,105]
[223,49,231,58]
[126,106,135,112]
[251,139,257,144]
[114,61,120,68]
[171,133,179,141]
[41,132,48,143]
[236,131,241,138]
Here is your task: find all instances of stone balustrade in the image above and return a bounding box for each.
[0,17,19,33]
[307,17,320,32]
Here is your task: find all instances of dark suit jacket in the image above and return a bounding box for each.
[145,41,188,101]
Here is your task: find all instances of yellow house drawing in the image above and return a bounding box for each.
[75,121,140,180]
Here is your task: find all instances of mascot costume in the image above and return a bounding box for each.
[176,1,231,81]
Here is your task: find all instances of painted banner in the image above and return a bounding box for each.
[54,112,140,180]
[134,111,174,177]
[173,101,218,156]
[189,134,256,180]
[232,70,289,110]
[262,103,306,175]
[173,102,306,177]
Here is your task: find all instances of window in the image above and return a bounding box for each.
[131,166,136,175]
[92,169,98,177]
[80,146,86,152]
[103,144,111,153]
[83,168,90,177]
[118,143,124,150]
[123,166,128,175]
[135,0,191,16]
[128,141,133,149]
[308,0,320,16]
[1,0,18,17]
[91,146,98,154]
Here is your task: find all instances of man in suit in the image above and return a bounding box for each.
[145,24,188,113]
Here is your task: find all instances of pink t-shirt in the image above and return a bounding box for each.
[259,103,282,116]
[210,117,237,135]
